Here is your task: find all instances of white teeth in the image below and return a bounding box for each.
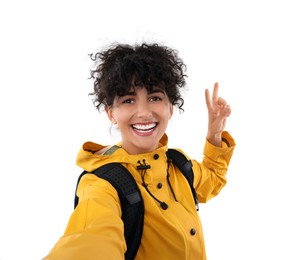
[132,123,157,131]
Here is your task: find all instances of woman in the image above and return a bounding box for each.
[44,42,235,259]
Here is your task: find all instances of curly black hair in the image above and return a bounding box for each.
[89,43,187,112]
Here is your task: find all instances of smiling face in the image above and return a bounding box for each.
[106,87,173,154]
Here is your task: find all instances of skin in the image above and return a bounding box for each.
[106,82,231,154]
[106,87,173,154]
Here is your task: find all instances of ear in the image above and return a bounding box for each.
[105,106,117,124]
[169,104,174,119]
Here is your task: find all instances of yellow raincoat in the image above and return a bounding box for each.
[44,131,235,260]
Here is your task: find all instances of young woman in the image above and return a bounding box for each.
[44,43,235,260]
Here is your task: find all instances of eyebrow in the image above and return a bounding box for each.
[121,88,165,96]
[121,91,136,96]
[147,88,165,95]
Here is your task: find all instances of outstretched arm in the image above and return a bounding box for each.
[205,82,231,147]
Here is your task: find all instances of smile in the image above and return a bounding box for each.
[132,123,158,133]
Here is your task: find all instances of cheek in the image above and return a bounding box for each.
[112,109,130,125]
[164,105,173,119]
[157,110,172,123]
[161,101,173,118]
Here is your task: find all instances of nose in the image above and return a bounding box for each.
[136,101,152,119]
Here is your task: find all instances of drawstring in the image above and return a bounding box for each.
[137,160,168,210]
[137,158,179,210]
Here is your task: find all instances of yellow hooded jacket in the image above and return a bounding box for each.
[44,131,235,260]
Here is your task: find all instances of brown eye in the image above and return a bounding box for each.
[122,98,134,104]
[150,96,162,102]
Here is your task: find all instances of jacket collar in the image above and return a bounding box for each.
[76,133,169,172]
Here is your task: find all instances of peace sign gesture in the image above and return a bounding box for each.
[205,82,231,147]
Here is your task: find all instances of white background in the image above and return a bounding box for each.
[1,0,292,259]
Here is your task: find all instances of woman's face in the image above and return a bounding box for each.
[106,87,173,154]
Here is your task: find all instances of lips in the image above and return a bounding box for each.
[132,123,158,133]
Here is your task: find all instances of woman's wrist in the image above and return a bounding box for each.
[206,132,222,147]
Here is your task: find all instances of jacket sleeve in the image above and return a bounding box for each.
[192,131,236,202]
[43,174,126,260]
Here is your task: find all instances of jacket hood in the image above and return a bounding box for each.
[76,134,169,172]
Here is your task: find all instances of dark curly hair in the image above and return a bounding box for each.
[89,43,187,112]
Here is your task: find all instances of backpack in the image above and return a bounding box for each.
[74,148,199,260]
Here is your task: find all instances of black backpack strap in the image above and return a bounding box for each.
[74,171,87,208]
[74,163,144,260]
[167,149,199,211]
